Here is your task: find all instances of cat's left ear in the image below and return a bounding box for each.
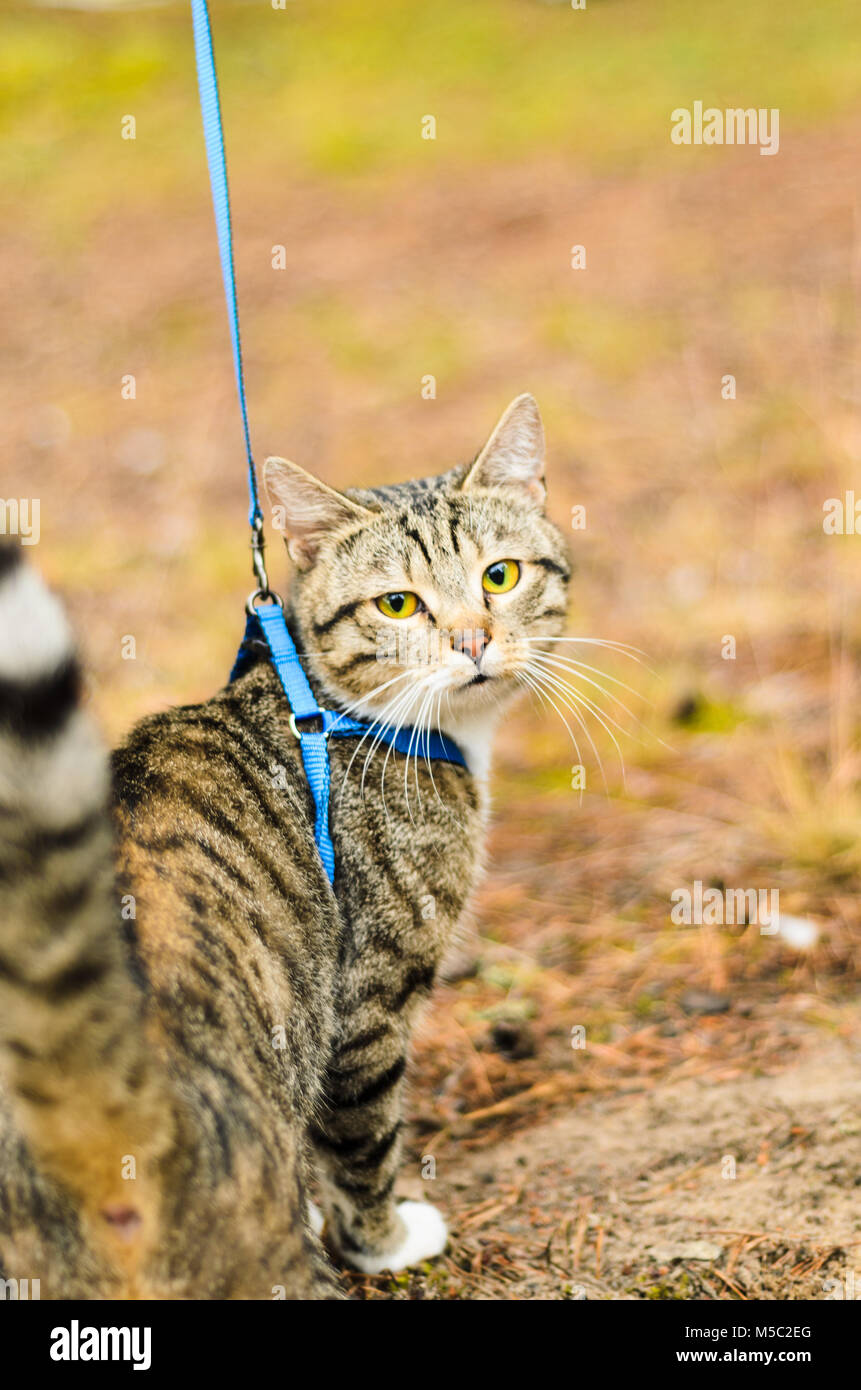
[461,393,546,507]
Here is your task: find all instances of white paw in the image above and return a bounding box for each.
[307,1199,325,1236]
[347,1201,448,1274]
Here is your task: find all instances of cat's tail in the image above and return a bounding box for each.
[0,545,172,1276]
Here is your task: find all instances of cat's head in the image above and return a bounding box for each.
[263,395,570,746]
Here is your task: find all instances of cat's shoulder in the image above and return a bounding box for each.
[110,662,296,816]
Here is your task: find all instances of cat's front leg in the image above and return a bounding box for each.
[310,1024,447,1272]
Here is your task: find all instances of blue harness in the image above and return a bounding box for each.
[191,1,466,883]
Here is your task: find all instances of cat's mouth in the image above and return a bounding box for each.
[467,673,490,687]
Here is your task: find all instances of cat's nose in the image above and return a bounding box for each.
[451,626,489,666]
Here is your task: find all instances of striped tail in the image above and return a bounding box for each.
[0,546,171,1279]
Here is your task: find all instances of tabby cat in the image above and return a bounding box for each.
[0,393,570,1298]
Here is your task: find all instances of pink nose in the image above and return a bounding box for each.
[452,627,489,664]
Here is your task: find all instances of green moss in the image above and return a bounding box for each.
[634,993,656,1018]
[673,695,749,734]
[644,1271,692,1300]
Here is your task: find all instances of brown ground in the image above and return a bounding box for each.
[345,1038,861,1301]
[4,60,860,1300]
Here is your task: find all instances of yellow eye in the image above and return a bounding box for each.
[482,560,520,594]
[376,591,419,619]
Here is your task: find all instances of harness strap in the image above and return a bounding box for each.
[255,602,320,721]
[232,606,467,884]
[254,602,335,878]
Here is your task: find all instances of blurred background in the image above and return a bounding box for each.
[2,0,860,1297]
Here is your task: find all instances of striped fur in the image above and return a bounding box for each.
[0,395,569,1298]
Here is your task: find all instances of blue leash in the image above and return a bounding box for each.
[190,1,465,883]
[190,1,259,529]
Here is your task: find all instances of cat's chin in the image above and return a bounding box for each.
[446,674,522,729]
[452,672,515,702]
[440,684,518,782]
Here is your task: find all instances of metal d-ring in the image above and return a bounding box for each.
[246,587,284,617]
[288,712,329,741]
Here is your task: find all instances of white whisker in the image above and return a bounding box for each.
[347,679,421,812]
[358,684,420,825]
[416,683,441,812]
[521,635,646,661]
[530,663,637,749]
[528,653,642,726]
[377,673,436,823]
[517,668,598,790]
[404,688,430,823]
[525,664,624,788]
[336,671,416,801]
[528,652,647,705]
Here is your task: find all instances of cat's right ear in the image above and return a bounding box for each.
[461,393,546,507]
[264,458,372,569]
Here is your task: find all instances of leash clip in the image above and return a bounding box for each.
[246,522,283,614]
[250,514,270,596]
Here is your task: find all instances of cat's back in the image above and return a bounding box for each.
[110,660,341,1116]
[111,658,331,930]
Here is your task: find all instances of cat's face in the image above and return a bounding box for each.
[264,395,570,743]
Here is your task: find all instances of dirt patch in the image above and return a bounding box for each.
[345,1037,861,1299]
